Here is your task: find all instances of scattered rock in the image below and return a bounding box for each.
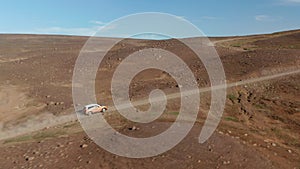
[223,160,230,165]
[264,139,271,143]
[80,144,88,148]
[128,126,138,131]
[57,144,64,148]
[175,84,183,88]
[208,145,213,152]
[271,143,276,147]
[288,149,292,153]
[25,156,35,161]
[47,101,55,106]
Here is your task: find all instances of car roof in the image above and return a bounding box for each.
[85,104,100,108]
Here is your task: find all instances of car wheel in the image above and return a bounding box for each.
[102,108,107,113]
[88,111,92,116]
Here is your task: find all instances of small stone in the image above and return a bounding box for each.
[271,143,276,147]
[208,145,213,152]
[197,160,201,163]
[253,143,257,146]
[287,149,292,153]
[187,155,192,159]
[80,144,88,148]
[57,144,64,148]
[244,133,248,137]
[25,157,35,161]
[48,101,55,105]
[175,84,183,88]
[32,151,39,155]
[223,160,230,165]
[228,130,232,134]
[128,126,137,131]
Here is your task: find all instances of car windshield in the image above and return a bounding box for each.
[87,106,94,109]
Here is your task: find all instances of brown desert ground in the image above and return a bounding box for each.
[0,30,299,169]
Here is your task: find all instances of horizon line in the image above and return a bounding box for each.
[0,28,299,40]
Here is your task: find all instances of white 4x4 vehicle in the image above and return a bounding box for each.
[83,104,108,115]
